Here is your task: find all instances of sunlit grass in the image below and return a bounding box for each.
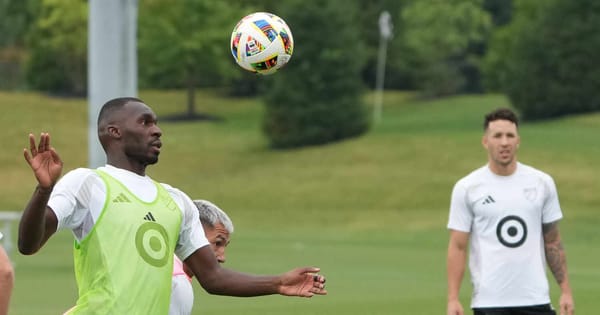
[2,90,598,314]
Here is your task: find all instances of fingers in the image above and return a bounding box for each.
[298,266,320,275]
[29,133,37,156]
[23,148,32,164]
[27,132,52,157]
[312,273,326,284]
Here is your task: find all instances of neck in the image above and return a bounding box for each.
[106,156,147,176]
[488,161,517,176]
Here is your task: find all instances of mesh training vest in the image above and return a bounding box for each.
[69,170,182,314]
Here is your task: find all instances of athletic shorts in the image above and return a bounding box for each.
[473,304,556,315]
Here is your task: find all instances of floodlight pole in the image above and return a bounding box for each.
[374,11,393,125]
[88,0,138,168]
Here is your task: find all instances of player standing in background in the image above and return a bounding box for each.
[19,97,327,314]
[170,199,234,315]
[446,108,574,315]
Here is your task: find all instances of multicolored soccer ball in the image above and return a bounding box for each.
[230,12,294,75]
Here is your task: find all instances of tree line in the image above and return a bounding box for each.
[1,0,599,146]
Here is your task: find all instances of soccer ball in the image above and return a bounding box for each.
[230,12,294,75]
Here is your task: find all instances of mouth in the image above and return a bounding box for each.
[151,140,162,153]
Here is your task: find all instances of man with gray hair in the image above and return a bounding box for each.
[170,200,234,315]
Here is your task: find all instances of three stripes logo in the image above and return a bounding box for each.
[143,212,156,222]
[112,193,131,203]
[482,195,495,205]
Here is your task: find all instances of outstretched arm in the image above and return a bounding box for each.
[543,221,574,315]
[185,246,327,298]
[447,230,469,315]
[18,133,62,255]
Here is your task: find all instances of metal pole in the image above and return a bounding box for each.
[374,11,393,125]
[88,0,138,168]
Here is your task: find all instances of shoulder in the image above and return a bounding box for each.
[159,183,187,199]
[56,168,101,187]
[159,183,195,213]
[517,163,555,183]
[454,165,488,188]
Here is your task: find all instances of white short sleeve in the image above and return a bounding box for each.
[541,175,563,224]
[447,180,472,232]
[161,185,209,260]
[48,168,102,239]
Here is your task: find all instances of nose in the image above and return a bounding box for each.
[151,125,162,138]
[216,251,226,264]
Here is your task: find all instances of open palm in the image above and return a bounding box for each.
[23,133,63,189]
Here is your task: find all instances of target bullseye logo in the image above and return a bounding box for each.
[135,221,170,267]
[496,215,527,248]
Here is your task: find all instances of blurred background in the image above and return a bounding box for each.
[1,0,599,314]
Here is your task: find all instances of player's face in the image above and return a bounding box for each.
[482,119,520,170]
[203,223,231,264]
[119,101,162,165]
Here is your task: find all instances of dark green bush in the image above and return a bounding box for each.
[262,0,369,148]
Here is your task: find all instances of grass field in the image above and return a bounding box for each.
[1,90,599,314]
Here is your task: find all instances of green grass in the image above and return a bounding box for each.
[1,90,599,314]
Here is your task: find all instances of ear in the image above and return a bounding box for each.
[481,134,488,150]
[107,125,121,139]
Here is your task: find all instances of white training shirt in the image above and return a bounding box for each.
[48,165,209,261]
[169,256,194,315]
[447,162,563,308]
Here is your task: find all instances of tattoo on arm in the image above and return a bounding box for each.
[543,222,566,284]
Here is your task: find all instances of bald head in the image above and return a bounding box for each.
[97,97,144,150]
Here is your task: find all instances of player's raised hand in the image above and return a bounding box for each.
[278,267,327,298]
[23,133,63,189]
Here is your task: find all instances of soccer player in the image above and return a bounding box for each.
[19,97,327,314]
[446,108,574,315]
[0,232,14,315]
[170,199,234,315]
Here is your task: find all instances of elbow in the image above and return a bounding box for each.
[17,241,39,256]
[199,279,224,295]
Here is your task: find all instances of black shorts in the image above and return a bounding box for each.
[473,304,556,315]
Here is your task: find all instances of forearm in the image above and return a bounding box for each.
[543,222,572,294]
[545,239,571,293]
[199,267,280,297]
[18,186,53,254]
[447,246,466,301]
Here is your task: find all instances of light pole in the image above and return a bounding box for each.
[88,0,138,167]
[374,11,393,125]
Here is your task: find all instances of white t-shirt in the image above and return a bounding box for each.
[447,162,563,308]
[48,165,209,261]
[170,256,194,315]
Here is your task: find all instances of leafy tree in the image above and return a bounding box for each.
[138,0,244,118]
[484,0,600,119]
[401,0,492,96]
[0,0,39,47]
[262,0,369,148]
[24,0,87,95]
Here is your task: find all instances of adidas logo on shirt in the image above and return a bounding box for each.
[112,193,131,203]
[144,212,156,222]
[482,195,495,205]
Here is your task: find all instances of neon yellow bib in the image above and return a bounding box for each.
[70,170,182,314]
